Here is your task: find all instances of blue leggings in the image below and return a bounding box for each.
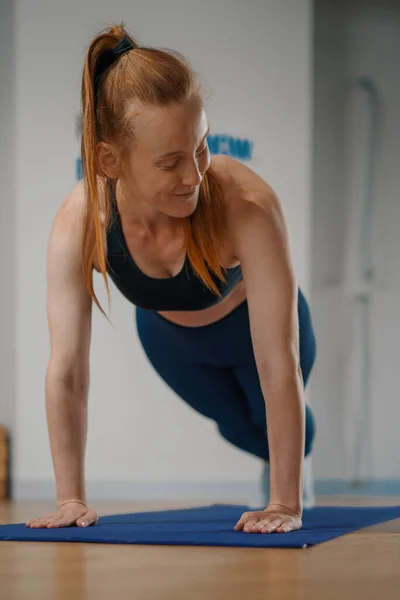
[135,288,316,461]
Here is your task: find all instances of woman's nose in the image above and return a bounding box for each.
[182,162,202,187]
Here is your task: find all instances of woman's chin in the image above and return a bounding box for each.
[172,195,198,216]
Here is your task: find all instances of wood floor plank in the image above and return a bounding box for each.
[1,498,400,600]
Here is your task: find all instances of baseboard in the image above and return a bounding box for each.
[315,479,400,496]
[12,479,400,502]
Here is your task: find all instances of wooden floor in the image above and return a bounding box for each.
[1,496,400,600]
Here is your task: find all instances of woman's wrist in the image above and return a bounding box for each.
[266,502,302,518]
[57,498,88,509]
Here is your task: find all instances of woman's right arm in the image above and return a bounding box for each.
[27,184,98,528]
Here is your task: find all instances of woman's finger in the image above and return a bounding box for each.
[277,521,293,533]
[27,513,54,527]
[26,517,42,526]
[55,514,78,527]
[77,509,98,527]
[243,517,262,532]
[252,517,276,531]
[47,518,62,528]
[260,518,285,533]
[36,517,54,528]
[29,519,49,529]
[26,519,36,527]
[86,510,99,525]
[234,511,255,531]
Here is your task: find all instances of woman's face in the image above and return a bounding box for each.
[119,97,211,221]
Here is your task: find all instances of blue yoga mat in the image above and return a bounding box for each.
[1,504,400,548]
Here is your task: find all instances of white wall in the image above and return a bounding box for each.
[0,1,16,445]
[311,0,400,480]
[309,0,348,479]
[10,0,313,500]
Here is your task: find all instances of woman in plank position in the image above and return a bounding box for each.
[27,24,316,534]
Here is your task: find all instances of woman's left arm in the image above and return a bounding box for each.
[215,156,305,531]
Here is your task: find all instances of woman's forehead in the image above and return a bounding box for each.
[132,103,208,153]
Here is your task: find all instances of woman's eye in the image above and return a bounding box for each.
[163,143,208,170]
[163,162,180,170]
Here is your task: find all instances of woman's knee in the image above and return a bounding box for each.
[218,404,316,461]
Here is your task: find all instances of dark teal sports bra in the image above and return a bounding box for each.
[105,190,243,311]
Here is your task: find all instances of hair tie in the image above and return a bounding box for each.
[94,37,135,96]
[113,37,134,58]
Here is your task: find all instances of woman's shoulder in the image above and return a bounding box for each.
[57,177,108,228]
[52,178,108,274]
[209,154,278,220]
[53,180,86,233]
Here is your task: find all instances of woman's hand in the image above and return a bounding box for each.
[26,501,98,529]
[234,503,302,534]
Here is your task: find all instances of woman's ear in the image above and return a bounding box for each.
[97,142,121,179]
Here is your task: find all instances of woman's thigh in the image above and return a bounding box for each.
[135,286,317,437]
